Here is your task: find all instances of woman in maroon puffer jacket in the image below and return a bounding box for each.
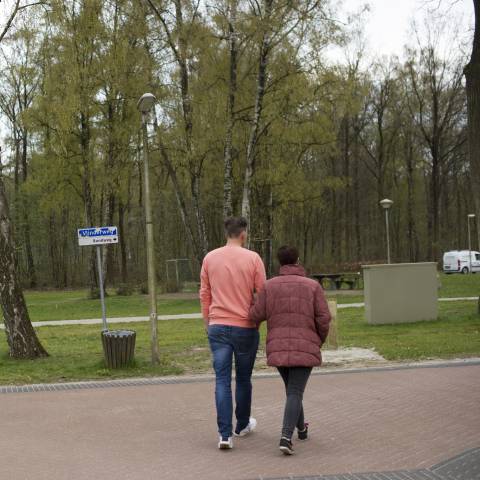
[250,245,331,455]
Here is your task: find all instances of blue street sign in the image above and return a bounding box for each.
[78,226,119,246]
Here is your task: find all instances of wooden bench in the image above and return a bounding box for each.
[310,272,362,290]
[325,300,338,349]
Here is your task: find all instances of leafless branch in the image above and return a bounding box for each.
[0,0,21,44]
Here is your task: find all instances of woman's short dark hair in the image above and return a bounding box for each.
[224,216,248,238]
[277,245,299,266]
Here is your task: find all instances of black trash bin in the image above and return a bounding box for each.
[101,330,136,369]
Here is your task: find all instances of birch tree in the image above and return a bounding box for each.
[0,1,47,358]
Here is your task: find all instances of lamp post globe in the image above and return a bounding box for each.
[380,198,394,210]
[137,93,156,113]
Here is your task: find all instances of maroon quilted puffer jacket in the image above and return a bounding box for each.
[249,264,331,367]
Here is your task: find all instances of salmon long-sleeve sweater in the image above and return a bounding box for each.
[200,245,266,328]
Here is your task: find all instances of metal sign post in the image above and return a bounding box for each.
[96,246,108,331]
[78,226,119,331]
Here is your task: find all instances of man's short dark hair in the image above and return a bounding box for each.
[277,245,299,266]
[224,216,248,238]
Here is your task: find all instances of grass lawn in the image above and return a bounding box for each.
[18,289,364,323]
[338,301,480,360]
[1,301,478,385]
[23,289,201,322]
[12,272,478,324]
[438,272,480,297]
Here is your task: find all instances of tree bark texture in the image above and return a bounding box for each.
[241,0,273,227]
[223,0,238,219]
[0,171,48,359]
[464,0,480,312]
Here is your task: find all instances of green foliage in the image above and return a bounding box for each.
[87,288,101,300]
[116,283,134,296]
[0,0,476,293]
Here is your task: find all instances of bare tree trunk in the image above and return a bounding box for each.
[175,0,208,258]
[60,208,69,287]
[330,157,338,262]
[102,104,116,290]
[118,201,128,283]
[0,163,47,359]
[20,130,36,287]
[342,116,351,261]
[465,0,480,312]
[266,189,273,277]
[158,140,204,267]
[48,213,59,287]
[102,192,115,290]
[223,0,238,219]
[80,113,97,295]
[191,174,208,258]
[352,122,362,260]
[147,0,209,259]
[241,0,273,226]
[424,169,434,260]
[430,145,441,261]
[405,129,419,262]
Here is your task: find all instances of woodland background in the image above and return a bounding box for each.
[0,0,478,293]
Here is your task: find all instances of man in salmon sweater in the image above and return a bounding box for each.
[200,217,266,450]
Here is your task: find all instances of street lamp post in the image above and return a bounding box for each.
[468,213,476,274]
[137,93,159,365]
[380,198,394,264]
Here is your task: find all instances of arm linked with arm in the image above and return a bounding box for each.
[249,287,267,328]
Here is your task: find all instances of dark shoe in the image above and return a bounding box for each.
[279,437,294,455]
[298,422,309,440]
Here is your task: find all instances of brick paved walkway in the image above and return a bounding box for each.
[0,365,478,480]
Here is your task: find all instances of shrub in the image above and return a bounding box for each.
[88,288,101,300]
[116,283,134,296]
[164,279,180,293]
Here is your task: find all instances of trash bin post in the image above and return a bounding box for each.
[101,330,136,369]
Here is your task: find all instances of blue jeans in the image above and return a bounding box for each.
[208,324,259,439]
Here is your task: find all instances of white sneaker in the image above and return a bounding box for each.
[234,417,257,437]
[218,436,233,450]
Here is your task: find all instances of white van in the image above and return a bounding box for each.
[443,250,480,274]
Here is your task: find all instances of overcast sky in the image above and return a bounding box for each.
[340,0,474,57]
[0,0,474,155]
[0,0,475,55]
[0,0,475,124]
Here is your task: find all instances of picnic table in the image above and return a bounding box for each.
[310,272,363,290]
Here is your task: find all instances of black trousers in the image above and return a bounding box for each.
[277,366,312,439]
